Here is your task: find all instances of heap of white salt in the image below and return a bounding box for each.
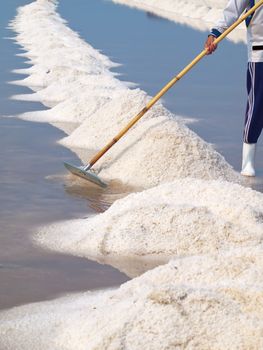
[36,178,263,276]
[1,247,263,349]
[9,0,127,111]
[9,0,240,187]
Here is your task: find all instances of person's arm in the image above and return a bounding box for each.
[205,0,249,54]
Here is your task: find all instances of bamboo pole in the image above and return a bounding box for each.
[86,0,263,169]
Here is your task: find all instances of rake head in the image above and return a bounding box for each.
[64,162,107,188]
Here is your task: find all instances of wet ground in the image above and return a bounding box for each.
[1,0,263,311]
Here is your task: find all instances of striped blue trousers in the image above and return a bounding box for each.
[244,62,263,144]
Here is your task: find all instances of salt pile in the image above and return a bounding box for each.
[112,0,246,43]
[1,0,262,348]
[1,247,263,349]
[59,90,239,187]
[8,0,240,188]
[36,179,263,276]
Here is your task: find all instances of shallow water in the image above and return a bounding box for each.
[0,0,129,311]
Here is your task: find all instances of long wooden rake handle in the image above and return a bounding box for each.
[87,0,263,169]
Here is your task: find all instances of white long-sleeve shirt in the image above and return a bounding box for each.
[210,0,263,62]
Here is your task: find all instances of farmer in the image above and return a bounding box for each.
[205,0,263,176]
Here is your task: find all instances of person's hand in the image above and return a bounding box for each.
[205,35,218,55]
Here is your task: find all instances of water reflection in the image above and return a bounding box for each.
[146,11,167,22]
[63,174,140,213]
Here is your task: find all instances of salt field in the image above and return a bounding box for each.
[1,0,263,348]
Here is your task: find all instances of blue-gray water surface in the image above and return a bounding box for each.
[0,0,129,311]
[1,0,263,310]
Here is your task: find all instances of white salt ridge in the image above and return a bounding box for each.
[112,0,246,43]
[1,247,263,349]
[36,178,263,277]
[9,66,111,89]
[10,0,239,187]
[9,0,128,109]
[18,95,111,124]
[59,88,150,148]
[11,73,130,105]
[61,102,240,187]
[97,115,239,187]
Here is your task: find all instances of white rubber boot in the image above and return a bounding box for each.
[241,142,256,177]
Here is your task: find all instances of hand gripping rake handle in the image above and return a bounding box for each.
[84,0,263,171]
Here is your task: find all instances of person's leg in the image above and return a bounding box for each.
[242,62,263,176]
[244,62,263,144]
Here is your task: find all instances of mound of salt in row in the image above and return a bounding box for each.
[11,0,114,70]
[17,95,111,125]
[10,65,116,91]
[10,0,128,108]
[10,0,240,187]
[59,88,151,148]
[12,72,128,106]
[94,114,239,187]
[112,0,246,43]
[36,179,263,277]
[1,247,263,349]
